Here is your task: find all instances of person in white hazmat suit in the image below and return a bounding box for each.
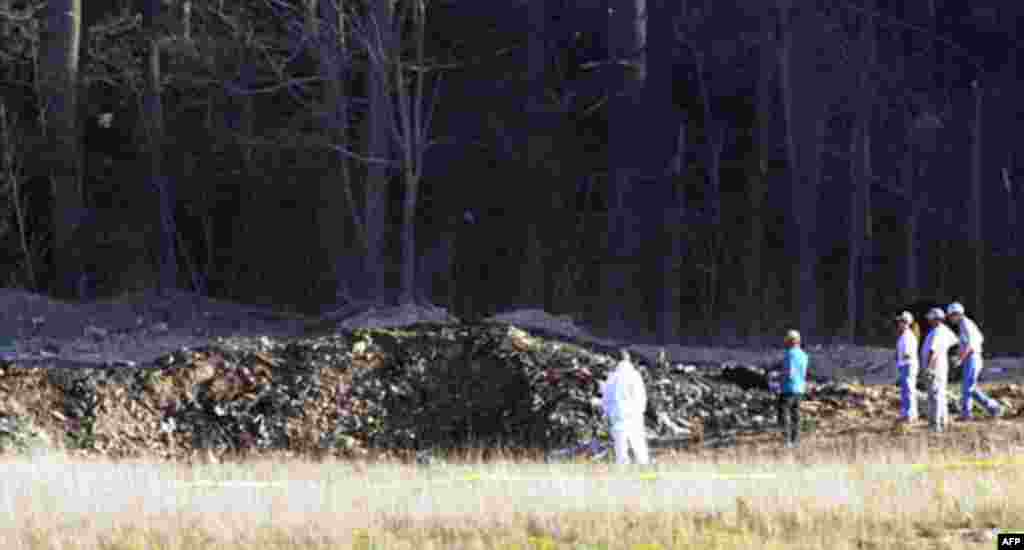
[921,308,958,433]
[600,351,650,465]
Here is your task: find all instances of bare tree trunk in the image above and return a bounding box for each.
[1004,162,1017,260]
[141,0,177,294]
[182,0,192,42]
[0,103,37,289]
[969,79,984,319]
[746,159,766,341]
[656,122,685,344]
[777,0,802,330]
[363,0,393,304]
[396,0,428,305]
[778,0,823,337]
[312,0,359,305]
[847,1,876,342]
[746,15,775,342]
[693,50,723,224]
[603,0,646,335]
[647,0,682,343]
[398,168,418,305]
[0,0,10,38]
[901,136,922,303]
[861,127,874,329]
[1005,156,1023,332]
[228,34,257,298]
[39,0,83,299]
[521,0,546,308]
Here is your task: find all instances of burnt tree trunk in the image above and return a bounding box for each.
[39,0,84,299]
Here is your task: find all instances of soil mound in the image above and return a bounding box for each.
[334,303,460,330]
[1,322,1018,462]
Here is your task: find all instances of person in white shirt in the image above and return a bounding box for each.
[946,302,1004,419]
[600,350,650,465]
[921,308,958,432]
[894,311,920,423]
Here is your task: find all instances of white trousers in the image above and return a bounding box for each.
[927,365,949,431]
[610,421,649,465]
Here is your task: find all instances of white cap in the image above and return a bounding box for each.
[895,311,913,324]
[926,308,945,321]
[946,302,965,316]
[784,329,801,343]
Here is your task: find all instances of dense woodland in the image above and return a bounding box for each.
[0,1,1021,349]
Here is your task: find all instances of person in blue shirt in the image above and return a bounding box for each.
[776,329,809,448]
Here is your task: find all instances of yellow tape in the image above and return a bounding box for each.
[911,456,1024,471]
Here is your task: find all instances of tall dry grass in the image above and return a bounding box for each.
[0,429,1022,550]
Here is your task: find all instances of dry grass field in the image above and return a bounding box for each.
[1,423,1022,550]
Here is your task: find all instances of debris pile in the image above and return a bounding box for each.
[0,323,1018,461]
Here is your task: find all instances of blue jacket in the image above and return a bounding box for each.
[781,347,808,394]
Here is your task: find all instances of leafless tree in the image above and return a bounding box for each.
[603,0,646,335]
[0,0,10,38]
[847,0,877,342]
[304,0,442,309]
[0,102,40,289]
[747,9,777,342]
[777,0,830,337]
[138,0,177,294]
[391,0,440,305]
[520,0,546,308]
[38,0,84,298]
[969,78,984,319]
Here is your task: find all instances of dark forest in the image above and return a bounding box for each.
[0,1,1020,349]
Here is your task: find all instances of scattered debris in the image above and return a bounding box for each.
[0,322,1018,461]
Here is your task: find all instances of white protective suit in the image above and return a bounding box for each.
[601,357,649,465]
[921,321,957,432]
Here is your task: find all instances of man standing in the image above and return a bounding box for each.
[777,330,808,448]
[601,350,649,465]
[895,311,920,423]
[946,302,1004,419]
[921,308,958,432]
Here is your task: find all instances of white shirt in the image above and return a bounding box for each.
[957,316,984,355]
[896,329,919,368]
[921,323,957,372]
[601,360,647,425]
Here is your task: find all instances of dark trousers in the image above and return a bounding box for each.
[777,393,802,444]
